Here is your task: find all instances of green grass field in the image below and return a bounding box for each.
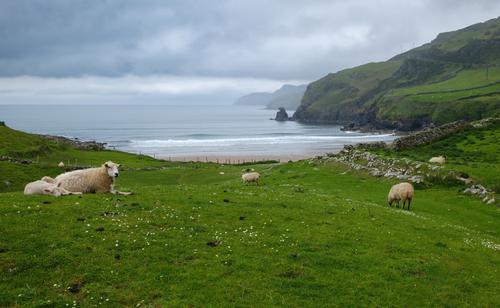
[392,67,500,96]
[371,119,500,191]
[1,125,499,306]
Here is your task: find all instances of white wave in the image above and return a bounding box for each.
[129,134,395,148]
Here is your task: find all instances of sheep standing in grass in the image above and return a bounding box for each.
[429,155,446,164]
[388,182,414,210]
[54,161,131,195]
[242,172,260,185]
[24,180,79,197]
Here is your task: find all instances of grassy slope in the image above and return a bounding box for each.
[295,17,500,126]
[0,127,499,306]
[297,61,402,121]
[379,68,500,123]
[371,119,500,192]
[0,125,170,193]
[1,162,499,307]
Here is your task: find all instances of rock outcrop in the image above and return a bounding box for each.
[40,135,106,151]
[274,107,290,121]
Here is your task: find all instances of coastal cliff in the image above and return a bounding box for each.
[293,17,500,131]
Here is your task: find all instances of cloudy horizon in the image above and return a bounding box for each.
[1,1,499,105]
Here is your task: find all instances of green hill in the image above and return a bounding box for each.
[293,17,500,130]
[0,123,166,193]
[0,123,499,306]
[234,84,307,110]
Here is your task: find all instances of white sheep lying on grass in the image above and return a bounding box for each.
[388,182,414,210]
[429,155,446,164]
[242,172,260,185]
[24,180,80,197]
[49,161,132,195]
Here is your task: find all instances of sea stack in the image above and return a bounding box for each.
[274,107,290,121]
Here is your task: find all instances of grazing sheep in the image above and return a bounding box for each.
[54,161,132,195]
[58,161,65,168]
[429,155,446,164]
[24,180,79,197]
[242,172,260,185]
[388,182,414,210]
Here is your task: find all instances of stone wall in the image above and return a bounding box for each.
[392,120,470,150]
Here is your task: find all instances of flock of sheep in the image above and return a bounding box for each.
[24,161,131,197]
[23,155,447,211]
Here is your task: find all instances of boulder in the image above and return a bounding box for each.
[274,107,290,121]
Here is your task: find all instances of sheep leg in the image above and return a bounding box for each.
[64,191,83,196]
[111,190,133,196]
[407,198,412,211]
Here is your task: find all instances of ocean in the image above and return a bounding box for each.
[0,104,395,160]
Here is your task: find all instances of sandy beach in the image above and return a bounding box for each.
[157,152,327,164]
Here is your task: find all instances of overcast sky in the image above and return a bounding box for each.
[0,0,499,104]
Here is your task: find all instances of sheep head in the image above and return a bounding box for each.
[103,161,121,178]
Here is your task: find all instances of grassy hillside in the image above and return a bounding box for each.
[293,61,401,123]
[371,119,500,192]
[0,125,499,306]
[294,17,500,130]
[0,124,169,193]
[235,84,307,110]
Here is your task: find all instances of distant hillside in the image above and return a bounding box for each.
[266,84,307,109]
[233,92,274,106]
[234,84,307,110]
[293,17,500,130]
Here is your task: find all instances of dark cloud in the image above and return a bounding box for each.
[0,0,499,80]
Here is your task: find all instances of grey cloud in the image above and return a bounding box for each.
[0,0,499,80]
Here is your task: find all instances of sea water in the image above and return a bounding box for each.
[0,104,395,159]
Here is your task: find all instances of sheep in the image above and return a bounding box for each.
[429,155,446,164]
[58,161,65,168]
[41,176,56,183]
[24,180,79,197]
[54,161,132,195]
[242,172,260,185]
[388,182,414,210]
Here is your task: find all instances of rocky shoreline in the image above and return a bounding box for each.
[39,134,107,151]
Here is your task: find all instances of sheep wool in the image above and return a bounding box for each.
[429,156,446,164]
[24,180,74,197]
[242,172,260,184]
[388,182,414,210]
[55,161,119,194]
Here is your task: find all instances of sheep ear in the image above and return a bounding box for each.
[104,163,109,168]
[117,164,121,168]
